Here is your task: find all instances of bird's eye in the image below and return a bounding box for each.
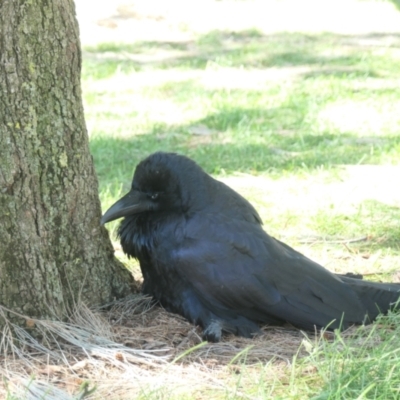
[149,193,159,201]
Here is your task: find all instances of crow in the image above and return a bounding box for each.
[101,152,400,342]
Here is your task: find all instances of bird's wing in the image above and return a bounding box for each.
[167,213,367,330]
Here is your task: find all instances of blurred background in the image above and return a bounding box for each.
[75,0,400,278]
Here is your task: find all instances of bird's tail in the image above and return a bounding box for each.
[340,275,400,321]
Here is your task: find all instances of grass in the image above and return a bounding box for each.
[132,311,400,399]
[85,25,400,243]
[4,0,400,398]
[280,312,400,400]
[304,312,400,400]
[84,31,400,193]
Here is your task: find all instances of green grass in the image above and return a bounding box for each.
[281,311,400,400]
[310,200,400,244]
[84,30,400,192]
[130,312,400,399]
[304,312,400,399]
[84,27,400,241]
[81,1,400,398]
[83,31,400,75]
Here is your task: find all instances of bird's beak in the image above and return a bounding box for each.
[101,190,149,225]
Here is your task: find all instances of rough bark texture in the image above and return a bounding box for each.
[0,0,134,324]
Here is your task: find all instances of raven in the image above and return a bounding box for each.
[101,152,400,342]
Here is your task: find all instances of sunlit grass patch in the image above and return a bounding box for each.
[311,200,400,246]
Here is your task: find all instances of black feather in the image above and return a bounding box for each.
[102,152,400,342]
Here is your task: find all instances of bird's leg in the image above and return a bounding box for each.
[202,320,223,342]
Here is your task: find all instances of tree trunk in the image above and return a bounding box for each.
[0,0,133,324]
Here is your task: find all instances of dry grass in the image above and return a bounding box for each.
[3,287,392,399]
[3,291,393,399]
[0,295,317,399]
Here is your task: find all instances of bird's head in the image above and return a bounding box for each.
[101,152,207,225]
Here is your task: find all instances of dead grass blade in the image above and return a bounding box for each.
[0,295,313,399]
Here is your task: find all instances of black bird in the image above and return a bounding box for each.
[101,152,400,342]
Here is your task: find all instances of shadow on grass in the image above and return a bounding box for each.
[86,28,400,190]
[90,125,400,181]
[302,68,381,79]
[91,128,400,251]
[82,31,400,80]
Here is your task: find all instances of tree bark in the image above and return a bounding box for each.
[0,0,133,324]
